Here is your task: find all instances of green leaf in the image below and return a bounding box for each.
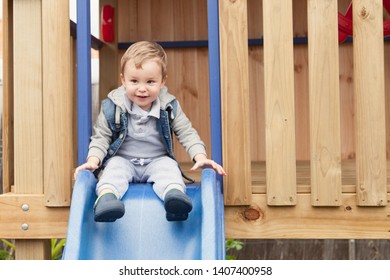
[51,239,66,260]
[1,239,15,250]
[225,239,244,260]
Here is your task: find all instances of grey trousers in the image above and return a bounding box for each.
[96,155,185,200]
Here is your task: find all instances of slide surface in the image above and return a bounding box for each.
[63,169,225,260]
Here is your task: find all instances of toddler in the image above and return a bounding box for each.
[74,41,226,222]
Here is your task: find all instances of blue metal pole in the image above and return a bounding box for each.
[207,0,222,172]
[76,0,92,165]
[207,0,225,260]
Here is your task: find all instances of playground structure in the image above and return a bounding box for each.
[1,0,390,259]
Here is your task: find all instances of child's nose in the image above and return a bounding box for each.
[138,84,147,91]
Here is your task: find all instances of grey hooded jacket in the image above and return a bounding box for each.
[87,86,206,180]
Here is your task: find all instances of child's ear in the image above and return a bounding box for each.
[161,75,167,86]
[120,73,126,87]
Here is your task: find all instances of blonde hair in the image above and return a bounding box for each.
[120,41,168,78]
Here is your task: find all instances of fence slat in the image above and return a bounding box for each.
[219,0,252,205]
[263,0,296,205]
[308,0,342,206]
[353,0,387,206]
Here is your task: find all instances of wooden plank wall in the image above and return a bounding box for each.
[113,0,390,164]
[248,0,390,162]
[115,0,211,163]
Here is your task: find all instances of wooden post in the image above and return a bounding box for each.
[219,0,252,205]
[353,0,387,206]
[42,0,72,207]
[307,0,342,206]
[13,0,43,195]
[13,0,50,260]
[11,0,72,258]
[15,240,51,260]
[263,0,297,205]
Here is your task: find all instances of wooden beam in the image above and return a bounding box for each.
[307,0,342,206]
[219,0,252,205]
[353,0,387,206]
[42,0,72,206]
[225,193,390,239]
[13,0,49,260]
[0,194,68,239]
[13,0,43,195]
[263,0,297,205]
[2,0,14,194]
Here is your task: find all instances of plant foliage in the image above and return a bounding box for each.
[225,239,244,260]
[0,238,66,260]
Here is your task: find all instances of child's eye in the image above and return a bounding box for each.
[147,80,155,85]
[130,80,138,84]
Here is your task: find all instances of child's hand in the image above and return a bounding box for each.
[191,154,227,176]
[74,156,100,179]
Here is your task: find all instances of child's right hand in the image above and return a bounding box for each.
[74,156,100,179]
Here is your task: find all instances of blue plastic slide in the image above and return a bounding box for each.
[63,169,225,260]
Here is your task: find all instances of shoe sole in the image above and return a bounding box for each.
[164,191,192,221]
[94,201,125,222]
[164,198,192,214]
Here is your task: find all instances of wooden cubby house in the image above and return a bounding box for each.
[0,0,389,259]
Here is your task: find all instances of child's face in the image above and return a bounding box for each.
[121,59,166,111]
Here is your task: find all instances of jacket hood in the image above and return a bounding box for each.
[107,86,176,110]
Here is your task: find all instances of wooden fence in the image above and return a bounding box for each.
[222,0,390,239]
[235,239,390,260]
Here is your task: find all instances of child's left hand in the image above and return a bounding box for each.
[191,154,227,176]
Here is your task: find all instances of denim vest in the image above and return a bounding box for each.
[94,98,194,183]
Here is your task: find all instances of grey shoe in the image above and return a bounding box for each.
[94,193,125,222]
[164,189,192,221]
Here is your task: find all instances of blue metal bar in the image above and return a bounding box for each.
[118,40,209,49]
[76,0,92,165]
[117,35,381,51]
[207,2,225,258]
[207,0,223,181]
